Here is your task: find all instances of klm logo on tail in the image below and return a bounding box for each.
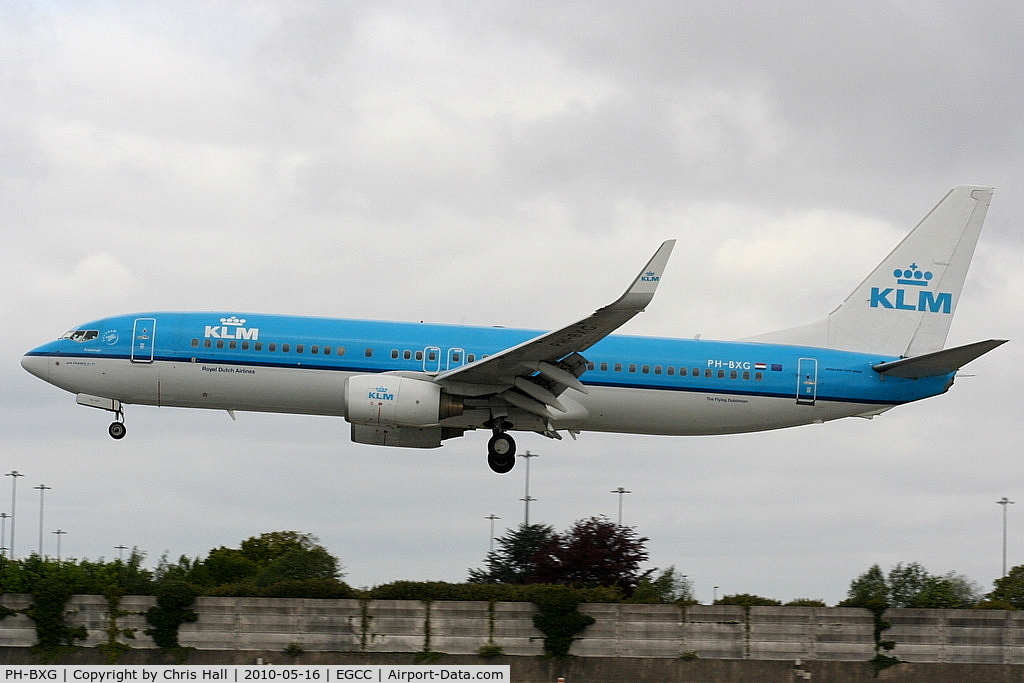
[870,264,952,314]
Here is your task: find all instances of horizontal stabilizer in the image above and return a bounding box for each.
[873,339,1008,378]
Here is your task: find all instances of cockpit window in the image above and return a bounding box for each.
[60,330,99,343]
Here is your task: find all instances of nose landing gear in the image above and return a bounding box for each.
[75,394,128,440]
[108,421,126,439]
[108,408,126,439]
[486,430,516,474]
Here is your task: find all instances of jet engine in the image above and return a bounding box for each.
[344,375,463,429]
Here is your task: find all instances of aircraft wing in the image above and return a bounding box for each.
[434,240,675,413]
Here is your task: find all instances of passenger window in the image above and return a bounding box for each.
[743,371,750,380]
[296,344,304,353]
[642,365,650,374]
[269,343,277,352]
[667,366,674,375]
[415,350,423,361]
[242,341,249,350]
[282,343,290,353]
[717,369,725,378]
[614,363,622,372]
[311,345,318,354]
[229,341,237,350]
[337,347,345,356]
[391,350,399,359]
[191,339,199,348]
[323,346,331,355]
[403,350,412,360]
[654,366,661,375]
[216,340,224,349]
[755,372,763,381]
[255,342,263,351]
[365,348,373,357]
[452,352,461,363]
[729,370,737,379]
[427,350,436,361]
[600,362,608,371]
[705,369,712,378]
[204,339,212,349]
[467,354,476,363]
[629,364,637,373]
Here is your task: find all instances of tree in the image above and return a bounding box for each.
[842,562,981,610]
[888,562,930,608]
[986,564,1024,608]
[631,566,696,604]
[840,564,889,610]
[910,573,979,608]
[715,593,782,607]
[530,516,650,594]
[204,547,259,585]
[468,523,555,584]
[215,531,343,585]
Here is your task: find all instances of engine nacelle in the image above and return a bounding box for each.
[345,375,463,429]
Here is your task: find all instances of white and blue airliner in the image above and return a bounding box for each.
[22,186,1006,473]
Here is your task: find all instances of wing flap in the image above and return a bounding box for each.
[872,339,1007,378]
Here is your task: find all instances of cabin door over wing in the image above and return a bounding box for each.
[796,357,817,405]
[423,346,442,373]
[131,317,157,363]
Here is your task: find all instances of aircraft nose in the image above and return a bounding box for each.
[21,353,49,381]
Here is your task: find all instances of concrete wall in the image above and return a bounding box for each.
[2,594,1023,665]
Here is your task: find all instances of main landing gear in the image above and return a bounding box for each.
[486,430,516,474]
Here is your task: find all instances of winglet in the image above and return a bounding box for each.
[605,239,676,312]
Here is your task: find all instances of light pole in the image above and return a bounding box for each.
[6,471,24,559]
[52,529,67,562]
[997,497,1015,577]
[116,545,129,561]
[34,484,51,557]
[610,487,632,525]
[519,451,539,525]
[485,515,501,552]
[0,512,7,558]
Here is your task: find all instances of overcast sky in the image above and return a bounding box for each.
[2,1,1022,605]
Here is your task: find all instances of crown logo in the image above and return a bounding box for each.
[221,316,247,326]
[893,263,933,287]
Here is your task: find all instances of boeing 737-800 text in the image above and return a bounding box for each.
[22,186,1006,473]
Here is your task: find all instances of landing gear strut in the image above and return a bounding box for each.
[486,431,516,474]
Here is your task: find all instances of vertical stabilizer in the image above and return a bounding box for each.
[748,186,993,356]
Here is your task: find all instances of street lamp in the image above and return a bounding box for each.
[6,471,24,559]
[0,512,8,558]
[610,487,632,525]
[519,451,539,525]
[116,545,129,561]
[997,497,1015,577]
[52,529,67,562]
[485,515,501,553]
[34,484,51,557]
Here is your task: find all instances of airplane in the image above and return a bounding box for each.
[22,186,1006,474]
